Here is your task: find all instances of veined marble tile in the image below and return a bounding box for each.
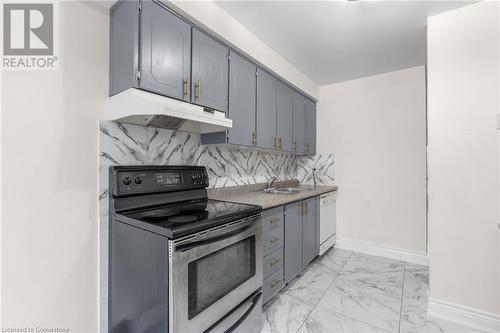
[403,263,429,304]
[400,297,481,333]
[297,305,390,333]
[262,293,314,333]
[317,248,353,273]
[283,261,338,306]
[348,252,405,269]
[297,153,336,185]
[317,285,401,332]
[340,256,405,292]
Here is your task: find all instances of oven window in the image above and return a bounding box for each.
[187,235,256,319]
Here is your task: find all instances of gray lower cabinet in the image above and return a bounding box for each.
[277,81,293,151]
[262,206,285,304]
[305,98,317,155]
[284,201,303,283]
[284,196,319,284]
[292,91,306,154]
[256,68,277,149]
[227,52,256,146]
[139,0,191,100]
[302,197,317,267]
[191,28,229,112]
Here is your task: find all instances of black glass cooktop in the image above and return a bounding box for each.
[119,199,261,238]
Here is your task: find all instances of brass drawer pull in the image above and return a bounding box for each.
[270,259,280,267]
[278,137,282,149]
[270,237,280,244]
[270,280,280,289]
[194,80,201,101]
[183,77,190,98]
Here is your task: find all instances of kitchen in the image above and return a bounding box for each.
[1,1,499,333]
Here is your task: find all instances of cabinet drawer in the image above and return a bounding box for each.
[263,247,283,279]
[262,206,284,233]
[263,268,284,304]
[263,227,283,256]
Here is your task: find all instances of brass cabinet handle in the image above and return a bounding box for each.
[270,259,280,267]
[270,237,280,244]
[183,77,190,98]
[274,137,278,149]
[304,202,308,215]
[278,137,282,150]
[252,130,257,146]
[194,80,201,101]
[270,280,280,289]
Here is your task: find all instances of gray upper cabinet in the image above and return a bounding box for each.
[276,81,293,151]
[227,52,256,146]
[284,201,303,283]
[139,1,191,100]
[191,28,229,113]
[292,91,306,154]
[110,0,317,152]
[256,69,277,149]
[109,1,140,96]
[302,198,317,268]
[305,98,317,155]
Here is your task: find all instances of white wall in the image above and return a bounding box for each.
[427,0,500,318]
[318,66,427,256]
[165,0,319,100]
[1,2,108,331]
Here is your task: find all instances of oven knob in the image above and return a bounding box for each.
[191,174,197,181]
[123,177,132,185]
[134,176,142,185]
[198,173,203,180]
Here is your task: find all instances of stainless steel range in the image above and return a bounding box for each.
[109,166,263,333]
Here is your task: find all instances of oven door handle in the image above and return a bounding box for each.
[174,218,258,252]
[203,290,262,333]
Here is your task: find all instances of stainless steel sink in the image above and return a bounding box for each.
[262,187,312,195]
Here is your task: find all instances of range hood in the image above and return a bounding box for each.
[105,88,232,133]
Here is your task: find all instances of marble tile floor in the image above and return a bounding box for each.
[262,248,481,333]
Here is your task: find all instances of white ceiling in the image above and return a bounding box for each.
[215,0,474,85]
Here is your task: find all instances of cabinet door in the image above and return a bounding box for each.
[256,69,277,149]
[140,1,191,100]
[192,28,229,112]
[227,52,256,146]
[305,99,317,155]
[276,81,293,151]
[302,197,317,267]
[292,91,306,154]
[284,201,303,283]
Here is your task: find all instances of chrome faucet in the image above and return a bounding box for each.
[312,168,317,188]
[266,175,278,189]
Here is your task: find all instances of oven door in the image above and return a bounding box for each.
[168,215,263,333]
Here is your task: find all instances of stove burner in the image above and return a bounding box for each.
[142,208,181,219]
[168,215,198,223]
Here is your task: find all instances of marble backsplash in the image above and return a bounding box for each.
[297,153,336,185]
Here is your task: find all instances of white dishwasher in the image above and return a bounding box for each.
[319,191,336,255]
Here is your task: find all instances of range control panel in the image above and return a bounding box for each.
[111,166,209,196]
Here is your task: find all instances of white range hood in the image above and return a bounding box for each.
[105,88,232,133]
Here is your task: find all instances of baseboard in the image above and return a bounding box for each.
[336,238,429,265]
[428,298,500,333]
